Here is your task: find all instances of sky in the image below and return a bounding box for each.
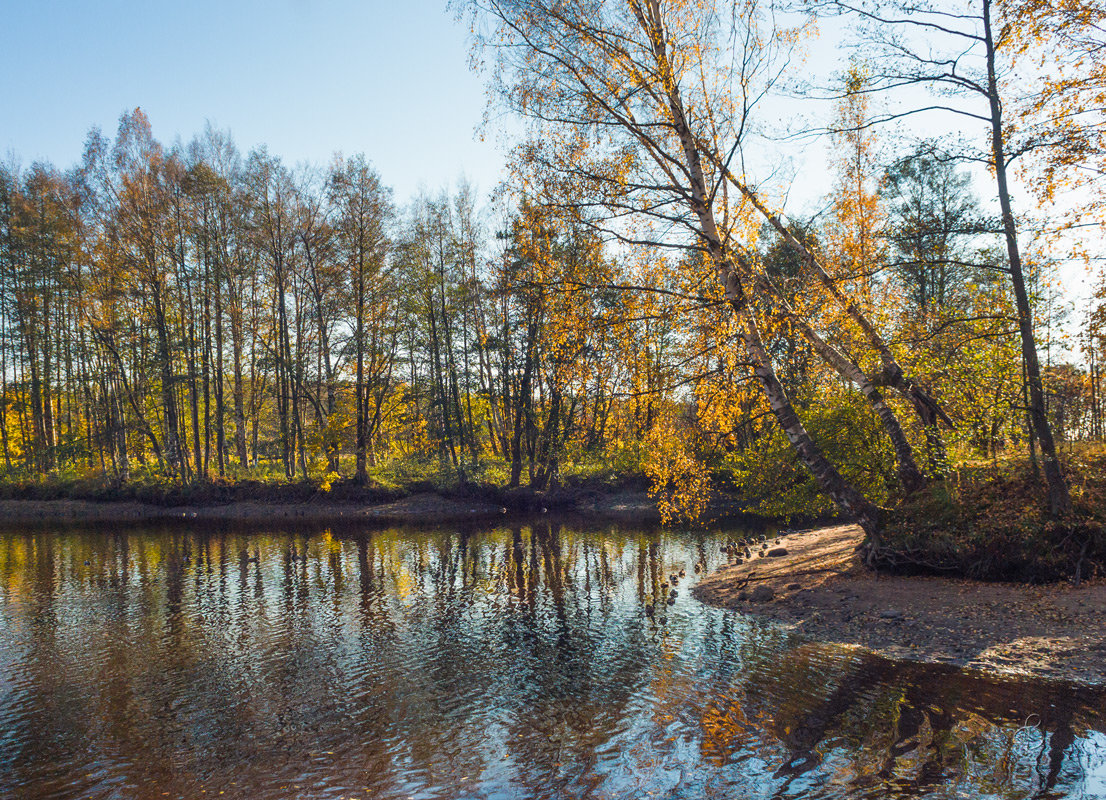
[1,0,502,200]
[0,0,866,208]
[1,0,1093,331]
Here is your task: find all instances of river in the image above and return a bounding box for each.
[0,523,1103,799]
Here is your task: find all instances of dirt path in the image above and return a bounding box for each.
[692,524,1106,685]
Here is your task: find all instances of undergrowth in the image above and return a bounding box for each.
[876,448,1106,583]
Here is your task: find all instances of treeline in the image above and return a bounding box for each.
[0,110,680,489]
[0,108,1102,514]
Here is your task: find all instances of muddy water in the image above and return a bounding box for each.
[0,523,1103,799]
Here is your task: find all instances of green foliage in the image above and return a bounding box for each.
[720,393,896,521]
[561,438,648,484]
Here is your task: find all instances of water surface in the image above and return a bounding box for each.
[0,523,1103,799]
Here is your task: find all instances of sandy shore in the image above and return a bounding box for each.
[0,490,663,527]
[692,524,1106,685]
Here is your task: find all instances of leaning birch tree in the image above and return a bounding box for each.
[460,0,937,538]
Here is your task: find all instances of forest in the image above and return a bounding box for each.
[0,0,1103,574]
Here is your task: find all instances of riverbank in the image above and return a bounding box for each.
[0,489,667,527]
[692,524,1106,685]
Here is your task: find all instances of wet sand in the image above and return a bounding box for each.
[692,524,1106,685]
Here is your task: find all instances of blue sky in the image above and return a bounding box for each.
[0,2,973,213]
[1,0,1091,319]
[1,0,503,199]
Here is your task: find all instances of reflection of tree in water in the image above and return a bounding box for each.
[0,524,1103,799]
[720,640,1105,798]
[478,523,664,796]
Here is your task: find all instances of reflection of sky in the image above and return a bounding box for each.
[1080,732,1106,797]
[0,525,1103,799]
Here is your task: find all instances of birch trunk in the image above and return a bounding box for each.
[624,0,885,540]
[741,262,926,493]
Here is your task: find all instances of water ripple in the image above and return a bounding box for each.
[0,524,1102,799]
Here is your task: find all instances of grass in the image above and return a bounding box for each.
[0,448,650,508]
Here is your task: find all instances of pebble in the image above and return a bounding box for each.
[766,548,789,557]
[750,585,775,602]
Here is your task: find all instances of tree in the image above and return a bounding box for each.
[242,150,291,476]
[463,0,917,536]
[882,144,988,315]
[826,60,886,304]
[1004,0,1105,220]
[329,156,393,481]
[816,0,1074,515]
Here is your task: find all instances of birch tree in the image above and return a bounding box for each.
[461,0,948,537]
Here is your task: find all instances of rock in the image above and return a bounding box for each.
[880,609,904,620]
[750,585,775,602]
[786,582,801,590]
[737,591,749,601]
[766,547,789,557]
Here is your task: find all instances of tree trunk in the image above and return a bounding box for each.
[982,0,1071,516]
[355,254,368,484]
[743,261,926,493]
[635,0,884,541]
[726,263,883,541]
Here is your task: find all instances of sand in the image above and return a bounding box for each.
[692,524,1106,685]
